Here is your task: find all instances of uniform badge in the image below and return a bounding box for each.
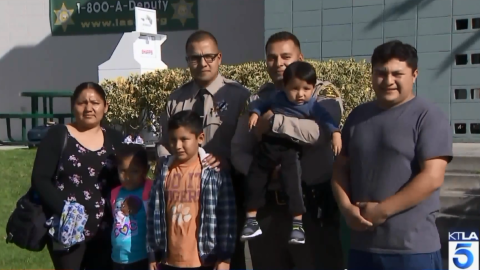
[212,100,228,117]
[216,100,228,112]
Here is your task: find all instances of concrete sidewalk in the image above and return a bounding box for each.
[453,143,480,157]
[0,145,28,150]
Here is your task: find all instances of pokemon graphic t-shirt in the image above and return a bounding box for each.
[111,186,148,264]
[164,158,202,267]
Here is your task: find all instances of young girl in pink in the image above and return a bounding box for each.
[110,139,154,270]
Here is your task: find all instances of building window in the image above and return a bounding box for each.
[471,88,480,99]
[471,123,480,134]
[455,54,468,65]
[456,19,469,30]
[472,18,480,29]
[455,89,468,99]
[455,123,467,134]
[472,53,480,64]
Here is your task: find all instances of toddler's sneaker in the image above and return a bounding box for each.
[288,221,305,244]
[240,218,262,241]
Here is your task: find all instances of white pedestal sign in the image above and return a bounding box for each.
[98,7,168,82]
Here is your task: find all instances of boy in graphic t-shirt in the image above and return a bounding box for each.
[147,110,237,270]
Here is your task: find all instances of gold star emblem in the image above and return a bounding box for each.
[171,0,194,26]
[54,3,74,32]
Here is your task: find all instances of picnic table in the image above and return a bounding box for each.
[21,91,74,127]
[0,91,74,145]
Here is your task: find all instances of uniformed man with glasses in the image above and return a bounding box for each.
[155,30,251,269]
[156,30,250,165]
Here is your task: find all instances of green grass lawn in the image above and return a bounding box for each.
[0,149,53,269]
[0,149,156,269]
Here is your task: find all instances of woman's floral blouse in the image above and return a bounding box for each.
[54,130,117,239]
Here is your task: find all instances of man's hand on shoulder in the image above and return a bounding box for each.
[202,154,224,171]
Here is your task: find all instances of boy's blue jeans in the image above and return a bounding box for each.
[348,249,443,270]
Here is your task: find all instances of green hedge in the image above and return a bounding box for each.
[101,59,375,134]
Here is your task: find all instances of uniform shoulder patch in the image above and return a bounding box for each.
[314,80,342,99]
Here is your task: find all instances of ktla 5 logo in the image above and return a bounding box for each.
[449,231,479,270]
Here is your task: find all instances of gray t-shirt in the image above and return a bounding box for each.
[342,97,453,254]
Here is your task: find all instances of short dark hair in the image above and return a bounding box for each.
[72,82,106,106]
[283,61,317,87]
[371,40,418,71]
[168,110,203,136]
[185,30,218,52]
[265,31,301,53]
[115,143,149,171]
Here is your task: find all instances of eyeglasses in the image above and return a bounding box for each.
[185,53,219,64]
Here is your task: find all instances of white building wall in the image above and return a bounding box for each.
[0,0,264,141]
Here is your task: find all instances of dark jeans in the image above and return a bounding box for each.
[245,135,305,215]
[113,258,149,270]
[248,190,344,270]
[47,231,112,270]
[348,249,443,270]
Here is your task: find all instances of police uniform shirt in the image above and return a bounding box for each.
[156,74,251,163]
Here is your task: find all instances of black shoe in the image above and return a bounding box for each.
[240,218,262,241]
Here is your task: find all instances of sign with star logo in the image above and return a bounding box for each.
[50,0,198,36]
[53,3,75,32]
[171,0,194,26]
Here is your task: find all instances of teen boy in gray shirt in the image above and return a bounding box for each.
[332,40,453,270]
